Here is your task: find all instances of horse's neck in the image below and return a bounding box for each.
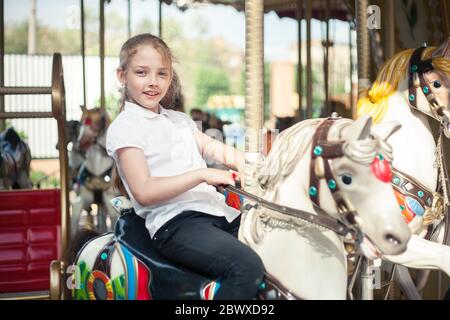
[96,130,107,149]
[383,91,438,191]
[252,156,347,299]
[85,143,113,176]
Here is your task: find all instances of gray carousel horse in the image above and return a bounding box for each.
[0,127,32,189]
[71,106,119,234]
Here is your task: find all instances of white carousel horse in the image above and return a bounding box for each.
[67,115,410,300]
[71,106,119,233]
[357,38,450,292]
[238,115,410,300]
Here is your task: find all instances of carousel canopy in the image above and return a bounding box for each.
[162,0,353,22]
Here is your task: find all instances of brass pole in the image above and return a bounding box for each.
[51,53,70,257]
[245,0,264,189]
[324,0,330,115]
[306,0,312,118]
[297,0,303,121]
[356,0,370,99]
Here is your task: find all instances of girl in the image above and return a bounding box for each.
[106,33,265,300]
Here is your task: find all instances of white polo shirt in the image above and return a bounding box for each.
[106,101,240,237]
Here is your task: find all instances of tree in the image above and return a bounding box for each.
[195,67,231,107]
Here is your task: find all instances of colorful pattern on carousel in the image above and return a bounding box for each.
[120,243,152,300]
[394,189,426,223]
[81,240,125,300]
[201,281,220,300]
[223,190,243,210]
[391,169,433,223]
[72,260,125,300]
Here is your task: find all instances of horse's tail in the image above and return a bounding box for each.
[63,228,100,299]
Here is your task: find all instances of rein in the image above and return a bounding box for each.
[224,116,365,239]
[406,43,450,244]
[225,185,352,237]
[408,44,447,124]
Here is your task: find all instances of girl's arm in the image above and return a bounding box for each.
[117,147,235,207]
[194,130,245,175]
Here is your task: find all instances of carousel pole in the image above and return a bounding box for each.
[159,0,163,38]
[356,0,373,300]
[297,0,303,121]
[244,0,264,191]
[80,0,87,108]
[385,0,395,59]
[305,0,312,118]
[127,0,131,38]
[100,0,105,110]
[356,0,371,97]
[349,20,354,118]
[324,0,330,115]
[0,0,5,131]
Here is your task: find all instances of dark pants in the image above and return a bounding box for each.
[151,211,265,300]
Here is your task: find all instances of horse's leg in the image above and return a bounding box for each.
[382,235,450,277]
[71,188,93,232]
[16,169,32,189]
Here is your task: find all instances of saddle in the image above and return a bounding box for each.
[113,198,217,299]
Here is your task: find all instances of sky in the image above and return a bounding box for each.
[5,0,351,61]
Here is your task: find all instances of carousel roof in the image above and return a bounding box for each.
[162,0,353,22]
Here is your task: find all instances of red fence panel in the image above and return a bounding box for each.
[0,189,61,293]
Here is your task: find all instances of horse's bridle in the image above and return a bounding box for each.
[408,43,447,123]
[308,117,360,230]
[225,116,362,239]
[406,43,450,244]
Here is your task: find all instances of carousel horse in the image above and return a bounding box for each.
[71,106,118,233]
[65,119,84,186]
[357,38,450,297]
[68,115,410,300]
[0,127,32,189]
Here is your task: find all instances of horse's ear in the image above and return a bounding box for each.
[432,37,450,59]
[342,114,372,141]
[372,121,402,142]
[80,105,87,113]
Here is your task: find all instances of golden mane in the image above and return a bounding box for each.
[357,47,450,123]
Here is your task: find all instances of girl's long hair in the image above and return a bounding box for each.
[112,34,182,196]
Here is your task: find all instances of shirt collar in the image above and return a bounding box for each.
[124,101,169,119]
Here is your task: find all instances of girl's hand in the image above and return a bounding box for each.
[200,168,236,187]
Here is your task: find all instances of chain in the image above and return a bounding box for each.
[437,131,449,206]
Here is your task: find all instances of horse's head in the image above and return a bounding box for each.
[257,115,410,258]
[405,39,450,137]
[325,115,411,257]
[77,106,111,151]
[357,38,450,136]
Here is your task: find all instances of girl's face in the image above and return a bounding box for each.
[118,45,172,112]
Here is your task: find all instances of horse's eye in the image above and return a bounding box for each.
[433,80,441,89]
[340,174,352,185]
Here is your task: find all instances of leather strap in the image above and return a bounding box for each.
[391,168,433,210]
[309,119,344,206]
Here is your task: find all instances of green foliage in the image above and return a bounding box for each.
[94,93,120,120]
[4,7,240,111]
[195,67,231,107]
[30,170,60,188]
